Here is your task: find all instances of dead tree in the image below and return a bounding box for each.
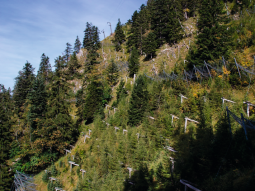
[148,116,155,120]
[165,146,178,152]
[107,22,112,36]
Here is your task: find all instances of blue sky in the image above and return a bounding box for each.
[0,0,146,90]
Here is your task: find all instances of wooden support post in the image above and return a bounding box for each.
[80,169,86,179]
[148,116,155,120]
[69,161,79,172]
[64,149,71,156]
[179,94,188,104]
[170,114,179,124]
[49,177,56,183]
[136,133,139,140]
[134,74,136,83]
[234,58,241,79]
[204,61,211,78]
[123,129,128,135]
[114,126,119,133]
[165,146,177,152]
[127,167,132,178]
[55,187,65,191]
[107,22,112,36]
[184,117,199,132]
[170,157,174,171]
[241,113,248,140]
[88,129,92,136]
[70,145,75,149]
[84,135,90,143]
[113,107,118,114]
[221,97,235,107]
[243,101,255,117]
[180,179,201,191]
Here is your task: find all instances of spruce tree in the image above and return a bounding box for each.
[67,52,81,80]
[143,32,157,59]
[37,53,52,83]
[0,85,13,190]
[13,61,35,116]
[128,75,148,126]
[33,56,77,161]
[83,78,103,123]
[113,19,125,51]
[106,59,119,86]
[186,0,231,67]
[27,76,47,142]
[64,42,73,66]
[74,36,82,54]
[128,47,139,78]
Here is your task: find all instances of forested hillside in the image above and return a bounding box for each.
[1,0,255,190]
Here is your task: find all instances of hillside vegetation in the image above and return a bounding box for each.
[1,0,255,191]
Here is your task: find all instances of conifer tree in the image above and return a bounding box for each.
[33,56,77,161]
[106,59,119,86]
[64,42,73,66]
[186,0,231,67]
[27,76,47,142]
[116,80,128,104]
[13,61,35,116]
[83,78,103,123]
[67,52,81,80]
[128,47,139,78]
[150,0,183,47]
[74,36,82,54]
[128,75,148,126]
[37,53,52,83]
[0,85,13,190]
[113,19,125,51]
[143,32,157,59]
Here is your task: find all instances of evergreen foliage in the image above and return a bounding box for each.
[13,61,35,116]
[37,53,52,83]
[113,19,125,51]
[128,75,148,126]
[105,59,119,86]
[186,0,232,67]
[67,52,81,80]
[83,78,104,123]
[143,32,157,59]
[64,42,73,66]
[28,76,47,142]
[74,36,82,54]
[128,47,139,78]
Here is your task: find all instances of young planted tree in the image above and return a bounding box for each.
[74,36,82,54]
[106,59,119,86]
[128,47,139,78]
[113,19,125,51]
[128,75,149,126]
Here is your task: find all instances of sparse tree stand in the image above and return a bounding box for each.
[128,47,139,78]
[112,19,125,51]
